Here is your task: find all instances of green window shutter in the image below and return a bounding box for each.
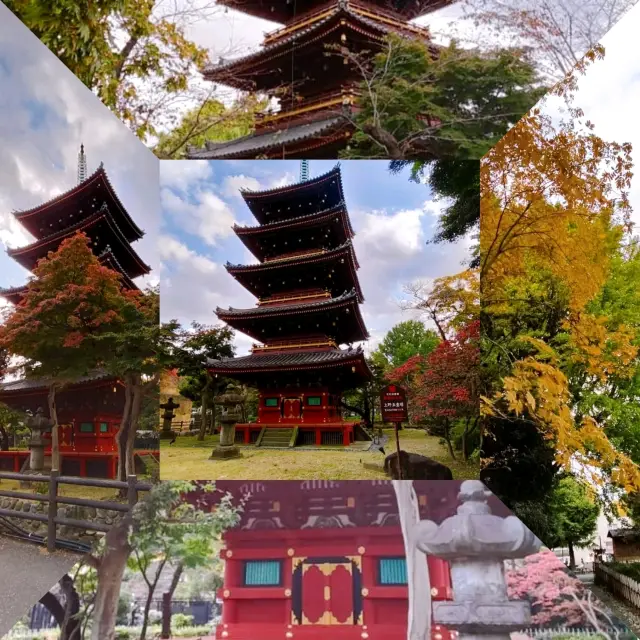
[307,396,321,406]
[265,398,279,407]
[100,422,109,433]
[79,422,94,433]
[379,558,407,585]
[244,560,281,586]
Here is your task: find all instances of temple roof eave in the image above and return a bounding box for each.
[7,204,151,278]
[206,346,372,381]
[202,6,430,87]
[12,165,144,243]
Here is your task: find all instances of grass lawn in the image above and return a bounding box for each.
[0,479,124,501]
[160,428,479,480]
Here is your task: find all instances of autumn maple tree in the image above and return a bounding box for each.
[0,233,134,468]
[481,44,640,504]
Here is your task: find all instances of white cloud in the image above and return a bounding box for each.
[160,161,213,192]
[161,187,236,246]
[221,174,262,198]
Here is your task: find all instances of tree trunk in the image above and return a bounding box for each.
[568,541,576,571]
[139,559,167,640]
[116,376,133,483]
[161,562,184,639]
[91,518,133,640]
[39,575,81,640]
[443,420,456,460]
[48,384,60,471]
[125,374,144,477]
[0,424,9,451]
[198,379,212,441]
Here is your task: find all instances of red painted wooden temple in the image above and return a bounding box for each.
[187,0,446,159]
[203,480,507,640]
[0,147,156,478]
[208,165,372,447]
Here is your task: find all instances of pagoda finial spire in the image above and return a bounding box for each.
[77,143,88,184]
[300,160,309,182]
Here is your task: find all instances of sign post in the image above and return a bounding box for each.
[379,384,409,479]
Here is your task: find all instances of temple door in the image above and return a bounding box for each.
[282,397,302,422]
[292,557,362,626]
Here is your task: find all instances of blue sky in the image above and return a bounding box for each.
[160,160,472,355]
[0,3,159,299]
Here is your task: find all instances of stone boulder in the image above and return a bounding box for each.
[384,450,453,480]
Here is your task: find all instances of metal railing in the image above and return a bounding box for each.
[0,470,152,552]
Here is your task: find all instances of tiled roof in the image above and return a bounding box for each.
[217,289,358,318]
[202,6,428,79]
[207,346,368,371]
[186,117,347,160]
[13,164,144,242]
[0,370,115,394]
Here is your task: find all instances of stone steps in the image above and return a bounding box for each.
[257,428,296,448]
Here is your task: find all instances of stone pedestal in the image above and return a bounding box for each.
[21,408,54,487]
[210,387,245,460]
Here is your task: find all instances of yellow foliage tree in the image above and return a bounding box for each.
[481,45,640,490]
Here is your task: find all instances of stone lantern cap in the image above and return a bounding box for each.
[416,480,541,559]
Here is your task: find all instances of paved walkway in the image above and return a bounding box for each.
[0,537,80,637]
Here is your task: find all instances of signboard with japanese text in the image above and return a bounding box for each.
[380,384,408,423]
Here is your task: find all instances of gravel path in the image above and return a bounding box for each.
[0,537,80,637]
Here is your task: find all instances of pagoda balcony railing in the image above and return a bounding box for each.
[262,248,329,264]
[255,90,360,128]
[263,0,428,45]
[252,337,338,353]
[258,290,331,306]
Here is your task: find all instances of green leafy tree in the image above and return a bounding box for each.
[4,0,213,139]
[154,96,267,159]
[340,35,547,160]
[0,404,26,451]
[547,477,600,570]
[89,481,240,640]
[170,322,235,441]
[373,320,440,370]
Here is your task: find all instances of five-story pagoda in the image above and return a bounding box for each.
[187,0,446,160]
[209,163,372,447]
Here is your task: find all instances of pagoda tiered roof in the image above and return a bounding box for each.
[7,204,151,279]
[12,165,144,243]
[216,289,368,343]
[241,165,344,223]
[204,3,431,92]
[0,247,139,305]
[216,0,452,24]
[207,345,371,388]
[235,201,354,261]
[226,239,363,302]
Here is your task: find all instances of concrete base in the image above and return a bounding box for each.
[159,430,177,440]
[19,467,51,489]
[210,445,242,460]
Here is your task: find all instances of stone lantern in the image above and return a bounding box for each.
[210,385,246,459]
[159,397,180,440]
[415,480,541,640]
[25,407,53,473]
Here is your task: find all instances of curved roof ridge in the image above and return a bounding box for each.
[13,164,144,241]
[225,237,354,270]
[216,288,357,315]
[241,164,341,198]
[233,200,348,232]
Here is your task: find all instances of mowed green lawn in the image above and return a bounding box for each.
[160,428,479,480]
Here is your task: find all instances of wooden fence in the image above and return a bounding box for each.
[594,561,640,610]
[0,470,152,552]
[519,627,632,638]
